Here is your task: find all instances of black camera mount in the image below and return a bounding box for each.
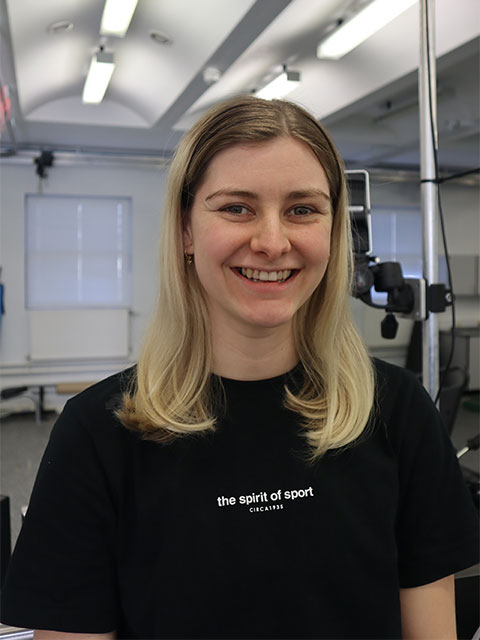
[346,170,451,339]
[352,255,452,339]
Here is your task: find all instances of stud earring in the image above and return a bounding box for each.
[184,251,193,266]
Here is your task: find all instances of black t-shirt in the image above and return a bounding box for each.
[1,359,478,639]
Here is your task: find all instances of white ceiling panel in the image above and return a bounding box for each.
[174,0,345,130]
[7,0,256,127]
[1,0,478,171]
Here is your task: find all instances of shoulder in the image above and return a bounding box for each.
[61,366,136,426]
[372,357,435,417]
[47,366,137,456]
[67,366,136,412]
[373,357,424,396]
[370,358,445,453]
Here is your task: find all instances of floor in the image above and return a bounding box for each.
[1,393,479,549]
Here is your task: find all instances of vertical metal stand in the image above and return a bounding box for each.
[419,0,439,399]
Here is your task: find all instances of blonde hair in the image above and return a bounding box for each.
[118,95,375,458]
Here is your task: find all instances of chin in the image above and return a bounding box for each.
[242,312,295,330]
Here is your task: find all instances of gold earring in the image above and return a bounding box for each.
[184,251,193,266]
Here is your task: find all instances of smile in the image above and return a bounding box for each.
[236,267,293,283]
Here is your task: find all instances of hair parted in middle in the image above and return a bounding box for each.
[118,95,375,459]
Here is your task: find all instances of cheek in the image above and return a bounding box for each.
[191,228,234,288]
[194,222,246,264]
[303,227,332,264]
[321,223,333,260]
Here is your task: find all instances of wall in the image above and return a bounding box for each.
[0,160,478,391]
[0,159,167,393]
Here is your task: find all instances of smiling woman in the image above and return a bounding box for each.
[114,97,374,458]
[183,137,333,353]
[1,96,478,639]
[122,97,374,455]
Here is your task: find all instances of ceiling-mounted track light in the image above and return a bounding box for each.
[82,49,115,104]
[255,69,301,100]
[317,0,418,60]
[100,0,139,37]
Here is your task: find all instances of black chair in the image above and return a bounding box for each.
[405,321,469,435]
[438,366,469,435]
[0,495,11,591]
[405,320,423,376]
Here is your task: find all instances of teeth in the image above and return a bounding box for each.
[240,268,292,282]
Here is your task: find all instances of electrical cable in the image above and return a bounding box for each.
[423,0,456,406]
[438,167,480,184]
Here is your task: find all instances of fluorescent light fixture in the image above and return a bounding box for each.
[82,50,115,104]
[317,0,417,60]
[100,0,139,37]
[255,70,300,100]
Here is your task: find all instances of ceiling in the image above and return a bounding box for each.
[0,0,478,173]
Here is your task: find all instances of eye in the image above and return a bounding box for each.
[222,204,250,215]
[288,205,315,217]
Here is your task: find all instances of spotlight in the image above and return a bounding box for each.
[34,151,54,179]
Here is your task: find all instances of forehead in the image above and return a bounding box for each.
[198,137,329,194]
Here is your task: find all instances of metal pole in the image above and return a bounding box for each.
[419,0,439,399]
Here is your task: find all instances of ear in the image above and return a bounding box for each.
[183,224,194,254]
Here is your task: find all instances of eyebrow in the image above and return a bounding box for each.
[287,189,331,202]
[205,188,331,202]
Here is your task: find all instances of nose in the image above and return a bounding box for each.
[249,213,291,260]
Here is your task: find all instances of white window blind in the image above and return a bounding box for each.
[25,194,132,309]
[370,206,422,303]
[371,206,422,277]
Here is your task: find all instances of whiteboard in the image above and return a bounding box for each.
[29,309,129,361]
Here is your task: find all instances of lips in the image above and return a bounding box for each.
[236,267,294,282]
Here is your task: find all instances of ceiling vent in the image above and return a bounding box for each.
[47,20,73,34]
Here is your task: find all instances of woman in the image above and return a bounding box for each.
[2,97,478,639]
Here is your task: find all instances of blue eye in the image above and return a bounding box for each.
[223,205,249,215]
[289,206,313,216]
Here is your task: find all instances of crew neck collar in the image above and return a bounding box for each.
[214,361,302,385]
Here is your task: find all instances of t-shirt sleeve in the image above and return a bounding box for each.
[0,399,119,633]
[383,365,480,588]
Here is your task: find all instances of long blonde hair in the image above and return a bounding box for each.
[118,96,375,458]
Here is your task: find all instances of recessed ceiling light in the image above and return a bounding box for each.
[149,30,172,45]
[203,66,221,85]
[48,20,74,34]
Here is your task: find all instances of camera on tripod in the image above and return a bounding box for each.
[346,170,451,339]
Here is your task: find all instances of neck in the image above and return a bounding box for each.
[210,320,298,381]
